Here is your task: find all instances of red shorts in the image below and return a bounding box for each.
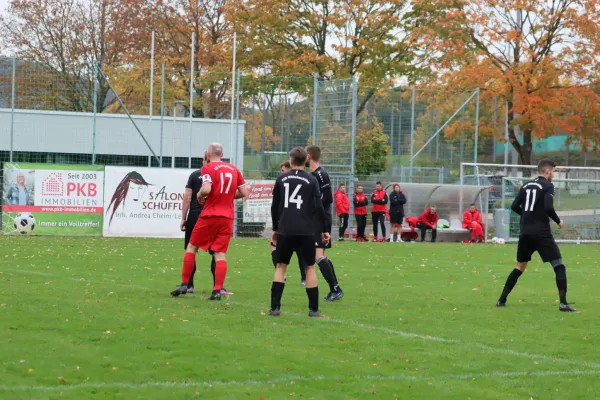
[189,216,233,254]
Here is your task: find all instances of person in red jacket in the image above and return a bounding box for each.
[353,184,368,242]
[334,184,350,241]
[463,203,484,243]
[417,205,438,242]
[371,181,388,242]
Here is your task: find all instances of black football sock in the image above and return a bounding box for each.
[188,262,197,287]
[271,281,285,310]
[499,268,523,302]
[393,233,398,241]
[211,257,216,286]
[328,259,340,291]
[306,287,319,312]
[554,264,568,304]
[339,226,344,238]
[381,221,386,239]
[317,257,336,292]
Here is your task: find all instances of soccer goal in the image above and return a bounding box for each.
[461,163,600,243]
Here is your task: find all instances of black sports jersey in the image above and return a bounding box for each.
[312,166,333,221]
[271,170,327,236]
[185,170,204,213]
[511,176,560,234]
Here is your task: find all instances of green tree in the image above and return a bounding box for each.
[355,119,390,175]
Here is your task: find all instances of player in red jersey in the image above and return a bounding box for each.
[170,143,248,300]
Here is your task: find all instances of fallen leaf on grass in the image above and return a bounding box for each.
[340,338,346,342]
[27,369,33,373]
[584,336,589,340]
[57,377,66,384]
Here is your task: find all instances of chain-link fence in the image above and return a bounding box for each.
[3,55,600,239]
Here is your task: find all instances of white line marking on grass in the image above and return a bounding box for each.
[7,270,599,369]
[2,369,600,392]
[229,301,600,369]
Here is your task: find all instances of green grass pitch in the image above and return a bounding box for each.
[1,237,599,399]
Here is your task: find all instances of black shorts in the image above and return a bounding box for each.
[390,213,403,225]
[517,233,562,263]
[184,210,201,249]
[275,235,315,268]
[314,221,332,249]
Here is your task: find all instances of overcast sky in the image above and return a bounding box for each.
[0,0,8,14]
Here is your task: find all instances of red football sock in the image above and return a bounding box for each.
[213,260,228,290]
[181,252,196,284]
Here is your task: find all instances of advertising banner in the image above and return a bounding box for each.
[103,166,196,238]
[243,180,275,227]
[2,163,104,236]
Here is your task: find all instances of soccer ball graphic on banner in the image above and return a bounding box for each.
[14,213,36,235]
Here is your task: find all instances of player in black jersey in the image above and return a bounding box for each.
[306,145,344,302]
[496,159,576,312]
[270,147,330,317]
[270,161,307,285]
[177,152,230,296]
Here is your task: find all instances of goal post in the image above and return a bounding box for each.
[501,176,600,243]
[460,163,600,243]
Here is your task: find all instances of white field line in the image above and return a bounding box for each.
[1,369,600,392]
[229,301,600,369]
[6,269,600,369]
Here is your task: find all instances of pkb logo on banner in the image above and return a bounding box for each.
[36,171,103,208]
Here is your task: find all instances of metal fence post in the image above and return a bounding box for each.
[10,56,16,163]
[348,75,358,240]
[160,64,165,167]
[390,103,394,154]
[189,32,195,169]
[409,85,416,183]
[92,61,99,164]
[312,74,318,145]
[474,88,480,163]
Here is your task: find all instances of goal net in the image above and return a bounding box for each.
[461,163,600,243]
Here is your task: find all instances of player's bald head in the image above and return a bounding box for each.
[208,143,224,157]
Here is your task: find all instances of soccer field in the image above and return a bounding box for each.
[1,237,599,399]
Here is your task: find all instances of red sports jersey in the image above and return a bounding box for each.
[201,161,246,220]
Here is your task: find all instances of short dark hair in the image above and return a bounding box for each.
[305,145,321,162]
[394,183,400,189]
[357,184,363,188]
[376,181,382,185]
[289,147,308,167]
[338,183,345,188]
[538,158,556,174]
[280,160,291,169]
[470,203,476,207]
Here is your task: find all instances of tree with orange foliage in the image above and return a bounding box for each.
[234,0,418,115]
[407,0,600,164]
[0,0,137,112]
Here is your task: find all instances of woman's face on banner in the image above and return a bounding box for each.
[17,173,25,185]
[129,181,147,202]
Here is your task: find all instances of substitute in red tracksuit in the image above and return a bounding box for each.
[335,184,350,241]
[371,181,389,242]
[353,184,368,241]
[463,203,484,243]
[417,206,438,242]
